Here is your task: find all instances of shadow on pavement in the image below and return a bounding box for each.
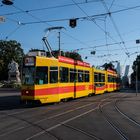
[0,95,43,111]
[0,88,139,111]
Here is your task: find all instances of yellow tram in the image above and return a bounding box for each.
[21,54,120,104]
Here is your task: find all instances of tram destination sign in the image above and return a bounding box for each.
[24,57,35,66]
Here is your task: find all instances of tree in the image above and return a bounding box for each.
[131,55,140,87]
[65,51,83,61]
[29,49,83,61]
[0,40,24,80]
[102,62,115,71]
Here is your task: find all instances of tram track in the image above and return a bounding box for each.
[0,117,62,140]
[0,92,131,118]
[115,99,140,127]
[0,92,121,140]
[0,97,95,121]
[61,123,103,140]
[0,98,104,137]
[98,95,129,140]
[25,93,121,140]
[0,96,98,118]
[0,93,118,122]
[98,94,140,140]
[0,100,99,137]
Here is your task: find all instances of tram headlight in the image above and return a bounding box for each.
[25,90,29,94]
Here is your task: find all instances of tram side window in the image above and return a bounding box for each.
[113,77,117,82]
[85,71,89,82]
[99,73,101,82]
[35,67,48,85]
[111,76,114,82]
[60,67,69,83]
[94,73,98,82]
[108,75,113,82]
[108,75,111,82]
[112,77,114,82]
[70,69,77,82]
[50,67,58,83]
[78,70,84,82]
[101,74,105,82]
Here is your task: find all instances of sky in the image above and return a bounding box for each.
[1,0,140,76]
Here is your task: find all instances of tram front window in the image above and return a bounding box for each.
[35,67,48,85]
[22,67,35,85]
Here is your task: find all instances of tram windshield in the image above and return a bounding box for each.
[35,67,48,85]
[22,66,48,85]
[22,67,35,85]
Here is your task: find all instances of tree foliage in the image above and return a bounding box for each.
[102,62,115,71]
[0,40,24,80]
[131,55,140,82]
[29,49,83,61]
[65,51,83,61]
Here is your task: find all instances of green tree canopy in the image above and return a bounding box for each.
[0,40,24,80]
[29,49,83,61]
[65,51,83,61]
[102,62,115,71]
[131,55,140,82]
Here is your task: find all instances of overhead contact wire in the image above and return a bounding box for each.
[100,0,129,57]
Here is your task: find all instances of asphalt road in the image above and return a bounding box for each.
[0,89,140,140]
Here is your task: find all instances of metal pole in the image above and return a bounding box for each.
[136,64,138,96]
[58,31,61,56]
[45,26,65,57]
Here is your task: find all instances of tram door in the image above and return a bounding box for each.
[69,68,77,98]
